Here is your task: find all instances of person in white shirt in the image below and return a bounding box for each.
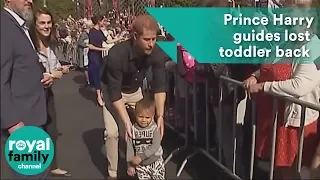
[29,7,71,177]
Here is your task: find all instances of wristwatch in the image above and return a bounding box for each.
[157,115,164,118]
[43,72,54,78]
[250,74,258,80]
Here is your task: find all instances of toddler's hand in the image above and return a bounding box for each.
[127,166,136,177]
[132,156,142,166]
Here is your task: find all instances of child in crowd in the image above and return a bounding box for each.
[126,98,165,180]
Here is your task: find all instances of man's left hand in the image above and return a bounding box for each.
[41,73,54,88]
[157,115,164,140]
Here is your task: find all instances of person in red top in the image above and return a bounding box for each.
[247,62,319,179]
[244,5,320,179]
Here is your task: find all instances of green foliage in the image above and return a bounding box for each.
[156,0,198,7]
[34,0,76,21]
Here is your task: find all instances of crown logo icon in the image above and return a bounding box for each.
[16,142,25,148]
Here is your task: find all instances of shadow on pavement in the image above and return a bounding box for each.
[82,128,136,179]
[73,74,86,85]
[78,86,97,105]
[82,128,107,179]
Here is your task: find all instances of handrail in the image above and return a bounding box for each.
[220,76,320,111]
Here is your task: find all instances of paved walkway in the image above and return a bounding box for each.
[1,71,225,179]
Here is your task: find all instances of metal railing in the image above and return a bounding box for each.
[218,76,320,179]
[56,41,79,66]
[163,69,320,179]
[57,41,109,67]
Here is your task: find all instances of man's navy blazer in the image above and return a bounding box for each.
[1,9,47,129]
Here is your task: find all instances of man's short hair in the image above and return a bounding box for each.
[132,15,159,36]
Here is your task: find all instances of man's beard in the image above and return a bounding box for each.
[22,9,34,26]
[12,6,33,26]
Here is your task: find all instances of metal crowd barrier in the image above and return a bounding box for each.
[163,71,320,180]
[220,76,320,179]
[164,72,242,179]
[66,42,79,66]
[57,40,109,67]
[56,41,79,66]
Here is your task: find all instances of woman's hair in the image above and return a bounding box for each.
[29,7,57,49]
[91,15,104,25]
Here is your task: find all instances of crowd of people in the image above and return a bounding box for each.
[1,0,320,180]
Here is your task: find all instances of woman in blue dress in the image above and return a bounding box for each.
[88,15,108,106]
[88,15,124,106]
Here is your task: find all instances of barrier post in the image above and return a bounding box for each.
[232,87,239,174]
[297,106,306,173]
[176,73,200,177]
[249,97,257,180]
[205,81,210,151]
[269,99,279,180]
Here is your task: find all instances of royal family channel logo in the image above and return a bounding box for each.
[5,126,54,175]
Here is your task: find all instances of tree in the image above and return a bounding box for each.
[156,0,197,7]
[35,0,76,20]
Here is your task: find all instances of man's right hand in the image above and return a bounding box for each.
[8,122,25,134]
[125,121,133,141]
[41,73,54,88]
